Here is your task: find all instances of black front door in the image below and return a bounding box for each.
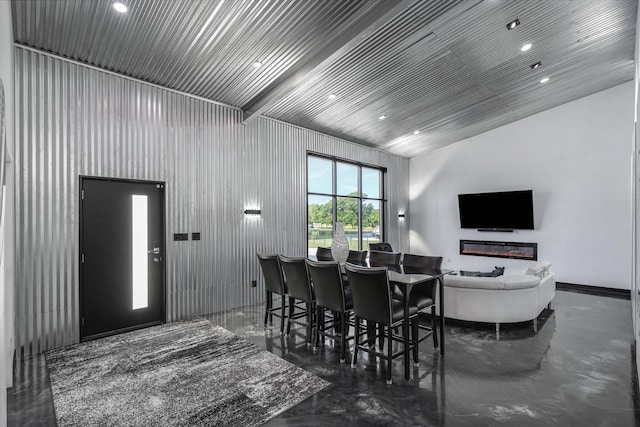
[80,177,165,340]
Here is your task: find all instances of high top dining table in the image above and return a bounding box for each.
[376,264,451,380]
[310,255,451,380]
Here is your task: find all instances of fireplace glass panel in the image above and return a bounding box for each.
[460,240,537,260]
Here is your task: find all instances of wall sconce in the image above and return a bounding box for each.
[244,208,262,215]
[398,213,406,219]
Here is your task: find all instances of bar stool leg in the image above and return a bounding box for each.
[340,313,347,363]
[306,302,313,346]
[264,291,272,327]
[280,294,286,333]
[351,318,360,368]
[286,297,295,336]
[314,306,322,350]
[431,306,439,348]
[386,325,393,385]
[412,317,419,366]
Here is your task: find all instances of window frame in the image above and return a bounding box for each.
[306,152,387,252]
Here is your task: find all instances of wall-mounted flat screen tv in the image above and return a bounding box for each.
[458,190,534,230]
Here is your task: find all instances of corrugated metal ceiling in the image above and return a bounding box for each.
[11,0,637,157]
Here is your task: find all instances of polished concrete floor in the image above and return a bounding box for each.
[8,290,640,426]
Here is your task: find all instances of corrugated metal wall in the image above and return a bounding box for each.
[13,46,410,356]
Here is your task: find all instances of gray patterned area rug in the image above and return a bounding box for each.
[46,319,329,426]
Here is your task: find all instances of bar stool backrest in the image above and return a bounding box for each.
[369,250,402,266]
[345,263,391,326]
[315,246,334,261]
[257,253,286,294]
[347,249,368,265]
[369,242,393,252]
[305,259,345,312]
[279,255,313,302]
[402,254,443,270]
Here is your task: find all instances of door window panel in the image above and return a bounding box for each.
[131,194,149,310]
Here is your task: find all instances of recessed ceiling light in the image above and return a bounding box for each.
[113,2,128,13]
[253,61,262,68]
[413,130,420,135]
[378,115,387,120]
[540,77,550,83]
[521,43,532,52]
[506,19,520,30]
[530,61,542,69]
[328,93,336,100]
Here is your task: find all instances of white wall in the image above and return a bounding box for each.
[632,0,640,391]
[0,0,13,423]
[410,82,634,289]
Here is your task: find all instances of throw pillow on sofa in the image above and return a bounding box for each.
[526,261,551,278]
[460,266,505,277]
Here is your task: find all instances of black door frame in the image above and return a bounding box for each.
[79,175,167,341]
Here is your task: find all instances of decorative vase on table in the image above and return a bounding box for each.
[331,222,350,264]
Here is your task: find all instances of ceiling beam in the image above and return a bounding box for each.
[241,0,416,124]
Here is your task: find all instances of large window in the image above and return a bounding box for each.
[307,154,385,256]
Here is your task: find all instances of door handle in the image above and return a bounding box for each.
[148,240,161,255]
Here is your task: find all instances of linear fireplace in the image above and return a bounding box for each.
[459,239,537,261]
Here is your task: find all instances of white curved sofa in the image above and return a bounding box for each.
[439,261,556,335]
